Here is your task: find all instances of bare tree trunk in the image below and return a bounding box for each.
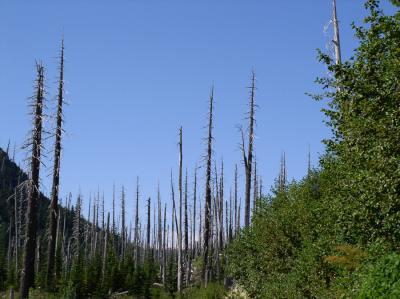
[203,87,214,286]
[192,167,197,257]
[253,158,258,216]
[237,198,241,233]
[234,165,238,235]
[112,183,116,235]
[20,63,45,299]
[46,39,65,290]
[170,171,180,280]
[14,187,19,278]
[213,174,220,281]
[184,170,189,286]
[134,177,140,268]
[158,184,162,265]
[332,0,342,65]
[199,201,202,256]
[121,186,126,260]
[243,71,256,228]
[278,151,287,192]
[219,161,224,250]
[177,127,183,292]
[162,203,167,285]
[102,213,110,285]
[146,197,151,257]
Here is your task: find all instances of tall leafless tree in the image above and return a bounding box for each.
[241,71,256,227]
[203,86,214,286]
[332,0,342,65]
[177,127,183,291]
[20,62,45,299]
[46,39,65,290]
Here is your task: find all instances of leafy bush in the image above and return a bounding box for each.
[357,253,400,299]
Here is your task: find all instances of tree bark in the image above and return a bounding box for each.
[203,87,214,286]
[244,71,256,227]
[20,63,45,299]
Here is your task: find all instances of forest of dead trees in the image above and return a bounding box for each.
[4,1,396,298]
[0,30,275,298]
[0,38,276,298]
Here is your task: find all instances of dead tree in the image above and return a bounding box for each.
[253,158,258,215]
[203,87,214,286]
[102,212,110,285]
[146,197,151,257]
[219,161,224,250]
[192,167,197,256]
[307,147,312,176]
[162,203,167,285]
[177,127,183,291]
[234,164,238,234]
[199,201,202,256]
[184,170,189,286]
[72,195,82,260]
[241,71,256,227]
[121,186,126,259]
[157,184,162,264]
[20,62,45,299]
[332,0,342,65]
[46,38,65,290]
[213,167,221,280]
[170,170,180,268]
[112,183,116,235]
[237,198,241,233]
[134,177,140,267]
[278,151,287,192]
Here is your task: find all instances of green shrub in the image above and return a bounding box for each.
[357,253,400,299]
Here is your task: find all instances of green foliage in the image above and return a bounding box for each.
[390,0,400,6]
[179,283,226,299]
[357,253,400,298]
[228,173,338,298]
[228,1,400,298]
[316,0,400,247]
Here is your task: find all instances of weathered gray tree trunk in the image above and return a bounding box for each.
[121,186,126,260]
[102,212,110,285]
[184,170,189,286]
[253,158,258,215]
[278,151,287,192]
[20,63,45,299]
[177,128,183,291]
[332,0,342,65]
[162,203,167,285]
[243,71,256,227]
[234,165,238,234]
[157,184,162,265]
[219,161,224,250]
[134,178,140,267]
[146,197,151,256]
[192,167,197,257]
[46,39,65,290]
[203,87,214,286]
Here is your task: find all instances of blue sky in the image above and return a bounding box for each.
[1,1,397,224]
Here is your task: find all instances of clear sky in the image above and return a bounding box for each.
[1,1,397,223]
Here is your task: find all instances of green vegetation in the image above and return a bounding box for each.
[228,1,400,298]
